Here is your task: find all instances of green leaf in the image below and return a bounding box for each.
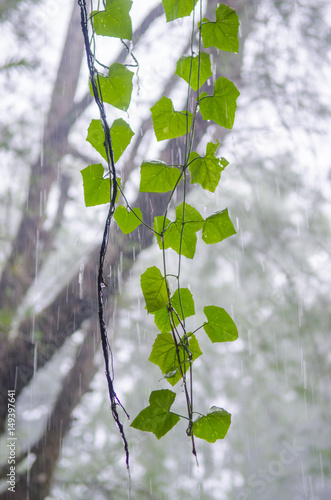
[140,161,182,193]
[141,266,168,313]
[110,119,134,161]
[203,305,238,342]
[91,0,133,39]
[151,96,192,142]
[153,306,176,334]
[149,332,202,386]
[175,52,212,91]
[202,208,236,244]
[90,63,133,111]
[154,204,204,259]
[162,0,198,22]
[199,76,240,129]
[114,205,142,234]
[200,4,239,53]
[153,288,195,333]
[192,407,231,442]
[86,118,134,162]
[171,288,195,320]
[130,389,180,439]
[81,163,115,207]
[189,141,228,193]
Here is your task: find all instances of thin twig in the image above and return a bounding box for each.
[78,0,130,471]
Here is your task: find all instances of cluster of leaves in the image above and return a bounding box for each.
[81,0,240,449]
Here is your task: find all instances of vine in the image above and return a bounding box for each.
[78,0,240,464]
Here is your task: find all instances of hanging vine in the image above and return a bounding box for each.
[78,0,240,465]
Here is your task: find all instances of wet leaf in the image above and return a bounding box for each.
[151,96,192,142]
[149,332,202,386]
[81,163,119,207]
[114,205,142,234]
[153,288,195,333]
[153,305,177,334]
[141,266,168,313]
[171,288,195,320]
[154,204,204,259]
[175,52,212,91]
[140,161,182,193]
[200,4,239,53]
[199,76,240,129]
[203,305,238,342]
[193,407,231,442]
[90,63,133,111]
[130,389,180,438]
[86,118,134,162]
[162,0,198,22]
[91,0,132,39]
[189,141,228,192]
[202,208,236,244]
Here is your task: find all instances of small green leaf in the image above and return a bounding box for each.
[200,4,239,53]
[192,407,231,442]
[199,76,240,129]
[154,306,176,334]
[114,205,142,234]
[154,204,204,259]
[175,203,204,233]
[162,0,198,22]
[175,52,212,91]
[86,118,134,162]
[171,288,195,320]
[189,141,227,193]
[130,389,180,439]
[90,63,133,111]
[149,332,202,386]
[153,288,195,333]
[202,208,236,244]
[141,266,168,313]
[151,96,192,142]
[81,163,112,207]
[110,119,134,161]
[91,0,133,39]
[203,305,238,342]
[140,161,182,193]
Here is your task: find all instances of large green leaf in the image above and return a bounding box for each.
[86,118,134,162]
[175,52,212,91]
[199,76,240,129]
[200,4,239,53]
[81,163,119,207]
[114,205,142,234]
[189,141,228,193]
[192,407,231,442]
[153,306,177,334]
[154,204,204,259]
[153,288,195,333]
[130,389,180,439]
[202,208,236,244]
[171,288,195,320]
[91,63,133,111]
[203,305,238,342]
[141,266,168,313]
[140,161,182,193]
[151,96,192,142]
[91,0,133,39]
[149,332,202,386]
[162,0,198,22]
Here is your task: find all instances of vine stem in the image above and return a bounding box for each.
[78,0,130,472]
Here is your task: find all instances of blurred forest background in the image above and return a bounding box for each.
[0,0,330,499]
